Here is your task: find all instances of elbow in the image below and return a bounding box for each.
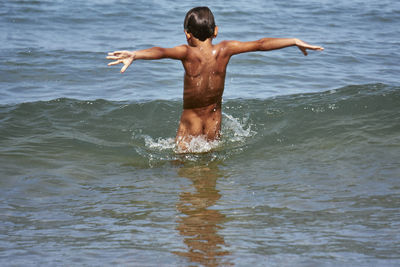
[258,38,270,51]
[152,47,165,59]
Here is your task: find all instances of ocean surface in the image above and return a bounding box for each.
[1,0,400,266]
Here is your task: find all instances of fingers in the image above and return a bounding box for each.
[106,56,119,60]
[107,50,135,73]
[108,51,123,56]
[106,51,126,59]
[106,53,126,60]
[298,46,308,56]
[107,60,122,66]
[112,51,126,55]
[310,45,324,51]
[106,51,126,68]
[120,64,129,73]
[107,60,132,74]
[298,45,324,56]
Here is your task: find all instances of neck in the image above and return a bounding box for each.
[188,37,213,47]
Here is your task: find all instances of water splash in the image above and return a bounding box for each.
[132,113,255,164]
[174,136,221,154]
[221,113,254,142]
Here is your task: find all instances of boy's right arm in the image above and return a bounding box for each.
[107,45,188,73]
[223,38,323,57]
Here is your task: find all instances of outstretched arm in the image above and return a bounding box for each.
[224,38,323,57]
[107,45,188,73]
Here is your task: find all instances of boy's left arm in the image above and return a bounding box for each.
[223,38,323,57]
[107,45,188,73]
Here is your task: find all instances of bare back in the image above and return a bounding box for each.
[181,42,230,109]
[176,41,231,147]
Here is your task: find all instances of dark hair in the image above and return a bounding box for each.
[184,7,216,41]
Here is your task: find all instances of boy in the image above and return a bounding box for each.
[107,6,323,152]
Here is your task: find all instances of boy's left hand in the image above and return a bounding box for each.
[107,51,136,73]
[295,39,324,56]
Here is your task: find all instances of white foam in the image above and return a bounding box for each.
[139,113,255,155]
[222,113,254,141]
[144,136,175,151]
[175,135,220,154]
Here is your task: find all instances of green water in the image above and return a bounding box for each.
[1,84,399,265]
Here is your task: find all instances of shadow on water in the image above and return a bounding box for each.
[173,161,232,266]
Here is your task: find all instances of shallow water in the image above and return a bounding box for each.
[1,0,400,266]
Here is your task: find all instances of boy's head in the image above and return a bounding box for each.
[184,7,216,41]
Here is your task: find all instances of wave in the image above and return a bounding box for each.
[1,83,399,166]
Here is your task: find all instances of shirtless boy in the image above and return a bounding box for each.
[107,6,323,152]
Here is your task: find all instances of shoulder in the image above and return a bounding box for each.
[215,40,246,56]
[172,44,189,54]
[215,40,236,49]
[216,40,240,49]
[216,39,261,56]
[161,44,189,60]
[175,44,189,50]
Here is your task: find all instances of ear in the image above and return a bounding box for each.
[184,30,192,40]
[213,26,219,38]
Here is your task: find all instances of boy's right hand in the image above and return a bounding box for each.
[107,51,136,73]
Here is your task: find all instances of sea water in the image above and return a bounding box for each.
[1,0,400,266]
